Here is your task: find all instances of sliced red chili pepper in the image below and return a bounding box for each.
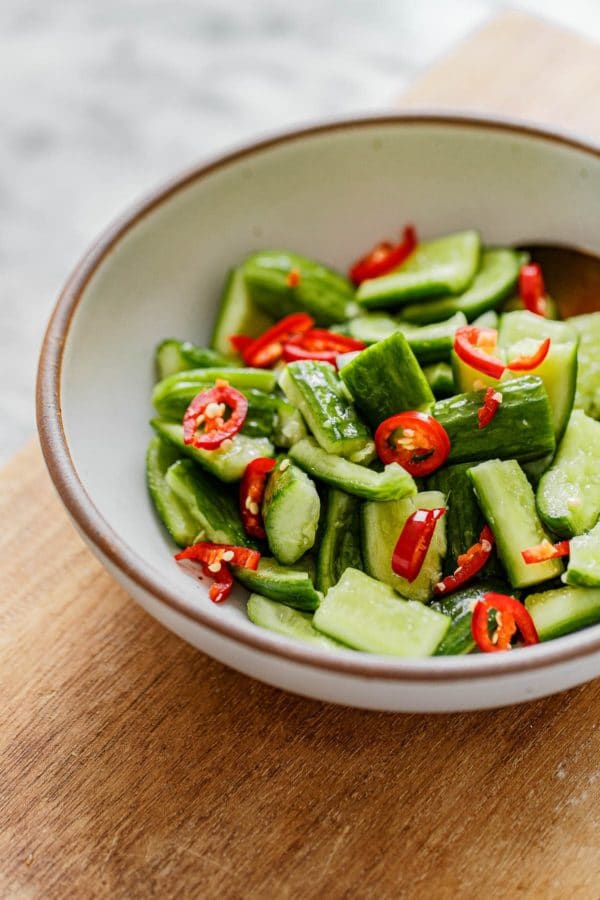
[477,387,503,429]
[506,337,551,371]
[239,457,277,539]
[519,263,548,317]
[521,539,570,564]
[182,380,248,450]
[392,507,446,583]
[454,326,505,379]
[203,561,235,603]
[472,592,539,652]
[374,411,451,477]
[242,313,314,368]
[434,525,495,596]
[175,542,260,604]
[349,225,418,285]
[282,329,366,366]
[229,334,254,354]
[286,268,301,288]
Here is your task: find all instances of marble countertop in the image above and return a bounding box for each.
[2,0,599,463]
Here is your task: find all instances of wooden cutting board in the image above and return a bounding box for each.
[2,12,600,899]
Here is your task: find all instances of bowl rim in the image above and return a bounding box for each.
[37,111,600,682]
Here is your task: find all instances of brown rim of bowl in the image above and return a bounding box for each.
[36,112,600,682]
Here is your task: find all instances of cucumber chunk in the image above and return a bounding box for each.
[211,267,274,359]
[280,361,372,458]
[356,230,481,309]
[243,250,358,325]
[344,313,400,344]
[471,310,499,329]
[152,367,278,414]
[401,312,467,365]
[537,410,600,538]
[290,438,416,501]
[569,313,600,419]
[153,383,278,439]
[361,491,447,602]
[233,557,321,610]
[155,340,234,381]
[565,520,600,588]
[431,579,510,656]
[316,488,363,593]
[272,400,308,448]
[525,586,600,641]
[498,309,577,345]
[165,459,251,547]
[247,594,343,648]
[146,436,201,547]
[340,331,434,428]
[469,459,564,588]
[313,568,450,656]
[399,248,520,324]
[151,419,275,483]
[433,375,555,464]
[262,459,320,565]
[423,362,455,399]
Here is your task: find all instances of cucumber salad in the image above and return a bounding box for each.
[147,227,600,657]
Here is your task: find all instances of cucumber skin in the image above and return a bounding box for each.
[570,313,600,420]
[210,267,274,359]
[247,594,344,649]
[262,459,321,565]
[431,579,510,655]
[424,362,455,399]
[155,340,234,381]
[525,586,600,641]
[433,375,556,464]
[152,367,278,412]
[340,331,434,428]
[146,436,200,547]
[243,251,358,326]
[316,489,363,594]
[233,558,321,611]
[402,312,467,365]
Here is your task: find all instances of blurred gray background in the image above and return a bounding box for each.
[3,0,600,464]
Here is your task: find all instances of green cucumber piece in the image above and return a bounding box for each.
[433,375,555,464]
[152,367,278,413]
[498,310,577,345]
[432,579,509,656]
[233,557,321,610]
[243,251,358,325]
[146,436,201,547]
[423,362,455,399]
[313,568,450,656]
[525,586,600,641]
[344,313,401,344]
[262,459,320,565]
[272,400,307,448]
[402,312,467,365]
[356,230,481,310]
[339,332,434,428]
[151,419,274,483]
[361,491,447,602]
[280,361,372,458]
[210,268,274,359]
[564,520,600,588]
[316,489,363,593]
[155,339,234,380]
[247,594,343,648]
[165,459,251,546]
[153,382,278,439]
[451,347,507,394]
[399,248,520,324]
[570,313,600,419]
[469,459,564,588]
[537,410,600,537]
[289,437,416,501]
[471,310,499,329]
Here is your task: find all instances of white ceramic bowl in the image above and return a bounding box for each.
[37,114,600,712]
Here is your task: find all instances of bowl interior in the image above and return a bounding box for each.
[57,118,600,667]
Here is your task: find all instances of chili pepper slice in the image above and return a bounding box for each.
[349,225,418,285]
[229,334,254,354]
[175,542,261,604]
[453,326,506,379]
[203,561,235,603]
[471,592,539,652]
[521,539,570,564]
[519,263,548,317]
[286,268,301,288]
[239,457,277,539]
[506,337,551,371]
[282,329,366,366]
[392,507,446,583]
[434,525,495,596]
[242,313,314,368]
[477,387,503,429]
[182,380,248,450]
[374,411,451,477]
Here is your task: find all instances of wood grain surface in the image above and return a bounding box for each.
[3,13,600,899]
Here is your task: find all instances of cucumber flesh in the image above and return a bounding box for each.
[569,313,600,419]
[471,310,499,329]
[356,230,481,309]
[423,362,455,399]
[233,557,321,610]
[525,586,600,641]
[290,437,416,501]
[262,459,321,565]
[272,400,307,448]
[313,568,450,656]
[247,594,343,648]
[498,310,577,345]
[565,520,600,588]
[537,410,600,538]
[431,578,510,656]
[151,419,274,483]
[344,314,401,344]
[316,488,363,594]
[210,268,274,359]
[146,436,200,547]
[469,459,564,588]
[361,491,447,602]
